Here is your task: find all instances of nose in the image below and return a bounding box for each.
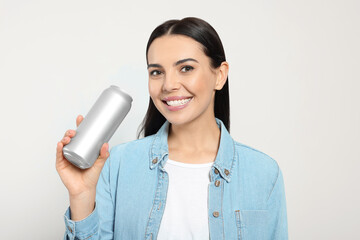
[162,72,180,92]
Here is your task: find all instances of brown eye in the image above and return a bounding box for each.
[180,66,194,73]
[150,70,162,76]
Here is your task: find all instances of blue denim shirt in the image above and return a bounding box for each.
[63,118,288,240]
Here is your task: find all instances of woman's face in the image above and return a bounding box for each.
[147,34,227,126]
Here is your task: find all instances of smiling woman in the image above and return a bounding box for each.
[58,17,288,240]
[138,17,231,139]
[146,34,228,128]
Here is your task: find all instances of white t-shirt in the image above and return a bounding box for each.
[157,159,213,240]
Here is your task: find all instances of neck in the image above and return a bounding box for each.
[167,115,221,153]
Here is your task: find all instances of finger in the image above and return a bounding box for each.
[93,143,109,169]
[99,143,109,159]
[56,141,71,172]
[56,141,64,164]
[61,136,70,145]
[76,115,83,127]
[63,129,75,138]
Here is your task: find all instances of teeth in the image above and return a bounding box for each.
[166,97,192,106]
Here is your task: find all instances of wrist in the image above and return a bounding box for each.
[69,190,96,221]
[69,188,96,200]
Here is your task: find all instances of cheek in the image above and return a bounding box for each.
[148,80,160,97]
[188,73,215,95]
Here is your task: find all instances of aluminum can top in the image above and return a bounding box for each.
[110,85,133,103]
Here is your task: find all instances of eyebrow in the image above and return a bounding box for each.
[147,58,199,69]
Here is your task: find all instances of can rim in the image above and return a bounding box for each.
[110,85,133,102]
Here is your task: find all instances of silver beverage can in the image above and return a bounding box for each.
[63,85,132,169]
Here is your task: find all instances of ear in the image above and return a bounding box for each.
[215,61,229,90]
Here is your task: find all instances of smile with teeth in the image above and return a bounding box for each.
[165,97,193,106]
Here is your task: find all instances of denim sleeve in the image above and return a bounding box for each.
[267,167,289,240]
[63,204,99,240]
[63,149,115,240]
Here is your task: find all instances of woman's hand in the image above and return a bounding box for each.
[56,114,110,220]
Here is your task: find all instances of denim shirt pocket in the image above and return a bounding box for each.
[235,210,269,240]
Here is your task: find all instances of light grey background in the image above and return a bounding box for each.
[0,0,359,239]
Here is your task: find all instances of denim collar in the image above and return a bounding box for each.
[149,118,236,182]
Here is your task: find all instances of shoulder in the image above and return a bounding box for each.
[110,135,155,154]
[233,140,281,189]
[234,141,279,170]
[106,134,156,167]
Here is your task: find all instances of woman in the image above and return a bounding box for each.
[56,17,288,240]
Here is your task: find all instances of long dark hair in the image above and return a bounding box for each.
[137,17,230,139]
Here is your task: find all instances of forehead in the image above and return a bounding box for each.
[147,35,205,63]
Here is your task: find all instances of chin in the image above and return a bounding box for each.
[164,114,198,127]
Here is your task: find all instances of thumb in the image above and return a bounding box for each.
[93,143,110,170]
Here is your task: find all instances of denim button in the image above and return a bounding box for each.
[213,211,219,217]
[152,158,158,164]
[67,226,73,233]
[214,168,219,174]
[215,180,220,187]
[224,169,229,175]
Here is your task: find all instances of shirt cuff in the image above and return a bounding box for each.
[64,203,99,240]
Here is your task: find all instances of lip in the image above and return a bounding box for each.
[162,96,193,101]
[162,97,193,111]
